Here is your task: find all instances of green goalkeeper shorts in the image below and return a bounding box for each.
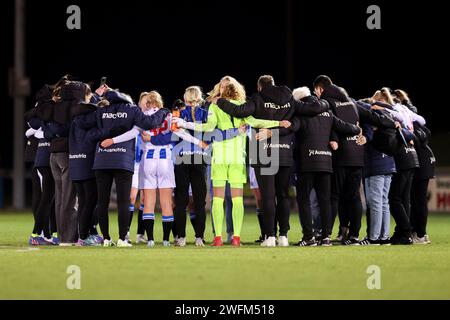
[211,163,247,185]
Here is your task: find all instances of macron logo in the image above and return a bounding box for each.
[264,102,291,110]
[102,112,128,119]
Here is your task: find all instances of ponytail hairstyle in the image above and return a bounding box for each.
[372,88,395,105]
[221,82,244,102]
[380,87,396,105]
[84,84,93,103]
[98,99,110,108]
[184,86,204,107]
[51,74,71,101]
[371,90,382,102]
[207,82,221,102]
[394,89,411,105]
[52,87,62,102]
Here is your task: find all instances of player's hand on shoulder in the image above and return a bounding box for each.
[101,138,114,148]
[330,141,339,151]
[141,131,151,142]
[280,120,291,128]
[256,128,272,141]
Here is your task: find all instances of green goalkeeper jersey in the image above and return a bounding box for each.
[194,100,280,165]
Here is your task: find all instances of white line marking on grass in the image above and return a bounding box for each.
[16,248,40,252]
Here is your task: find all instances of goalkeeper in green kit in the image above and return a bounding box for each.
[173,76,291,246]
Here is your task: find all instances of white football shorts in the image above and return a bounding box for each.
[139,158,175,190]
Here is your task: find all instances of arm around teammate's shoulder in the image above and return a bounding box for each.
[217,97,256,118]
[279,116,301,135]
[357,105,396,129]
[332,115,361,136]
[133,107,170,131]
[293,95,330,116]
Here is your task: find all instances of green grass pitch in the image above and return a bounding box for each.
[0,211,449,300]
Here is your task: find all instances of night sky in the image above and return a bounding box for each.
[1,0,448,171]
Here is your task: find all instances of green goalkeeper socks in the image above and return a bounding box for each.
[212,197,225,238]
[232,196,244,237]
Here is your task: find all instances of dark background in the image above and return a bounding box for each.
[1,0,448,205]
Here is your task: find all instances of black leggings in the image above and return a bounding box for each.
[297,172,331,239]
[389,169,414,238]
[31,168,42,234]
[95,169,133,241]
[49,202,57,236]
[411,177,429,238]
[331,167,363,238]
[33,167,55,237]
[174,164,207,238]
[91,207,99,235]
[255,166,292,237]
[74,178,97,240]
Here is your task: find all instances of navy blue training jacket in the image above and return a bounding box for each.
[74,90,169,172]
[28,118,51,168]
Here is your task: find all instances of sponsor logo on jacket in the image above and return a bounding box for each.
[69,153,87,159]
[346,136,359,141]
[308,149,332,157]
[264,102,291,110]
[180,150,208,157]
[319,112,331,117]
[102,112,128,119]
[430,157,436,164]
[404,147,416,154]
[263,143,290,150]
[335,102,354,108]
[98,147,127,153]
[38,142,51,148]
